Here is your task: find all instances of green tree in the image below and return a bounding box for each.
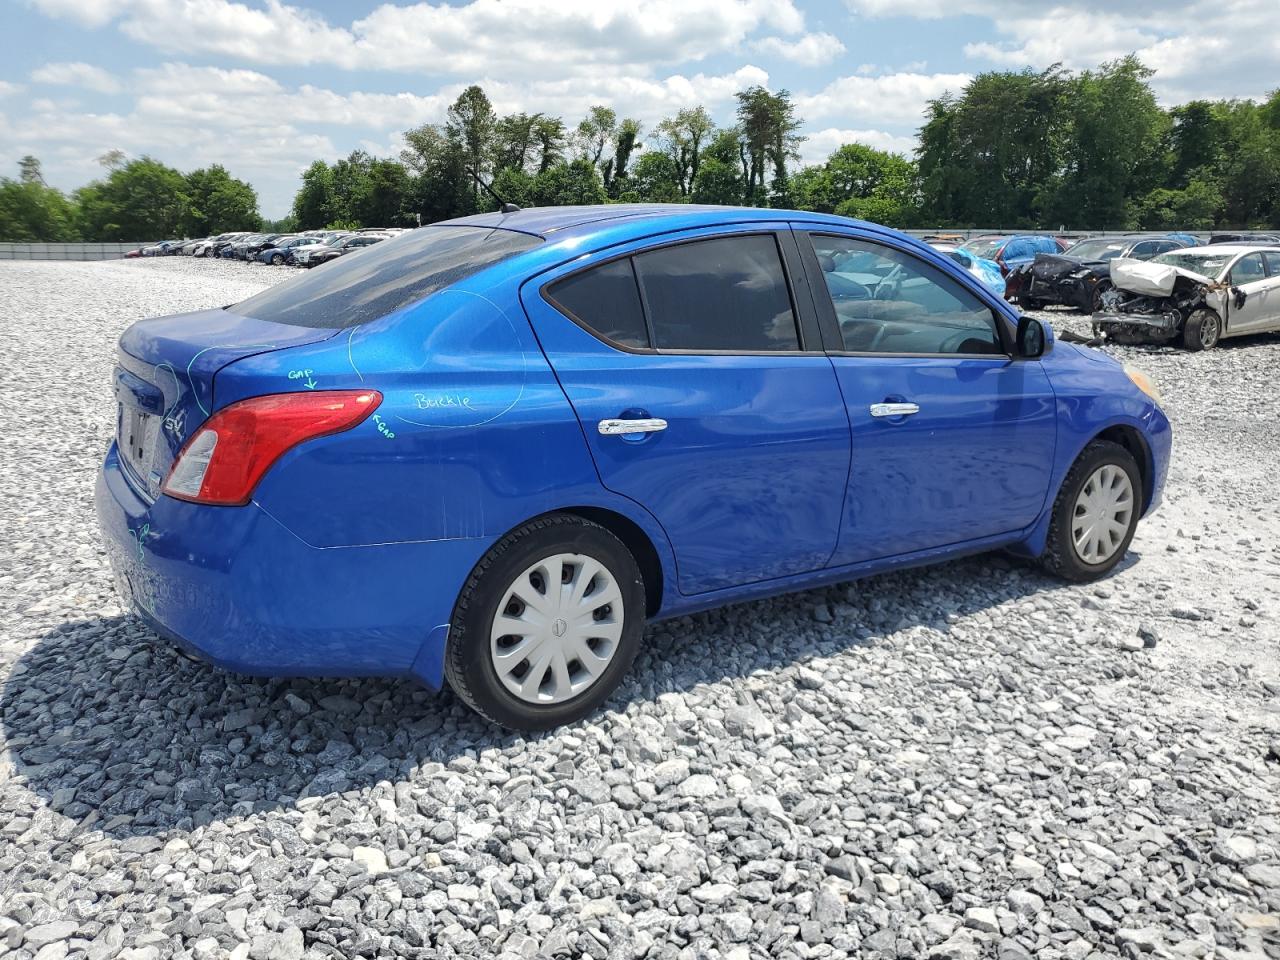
[533,116,568,173]
[792,143,918,226]
[608,118,643,196]
[74,157,187,240]
[691,130,746,205]
[576,106,618,166]
[734,86,803,204]
[1043,56,1168,228]
[293,160,335,229]
[532,159,607,206]
[1132,180,1222,229]
[653,106,716,195]
[447,85,497,204]
[917,66,1070,226]
[400,122,477,222]
[182,164,261,235]
[631,151,684,202]
[0,174,79,241]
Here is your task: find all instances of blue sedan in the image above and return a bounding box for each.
[97,205,1171,730]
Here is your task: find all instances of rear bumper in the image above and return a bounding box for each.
[95,442,481,687]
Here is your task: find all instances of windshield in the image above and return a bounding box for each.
[1065,239,1129,260]
[232,225,543,328]
[960,238,1004,259]
[1151,251,1233,279]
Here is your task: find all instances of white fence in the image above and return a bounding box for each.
[0,242,154,261]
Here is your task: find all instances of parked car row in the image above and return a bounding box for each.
[130,228,411,267]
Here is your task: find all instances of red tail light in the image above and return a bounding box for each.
[163,390,381,506]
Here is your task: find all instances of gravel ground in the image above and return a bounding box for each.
[1,257,1278,960]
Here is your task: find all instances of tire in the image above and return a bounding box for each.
[1089,280,1112,313]
[271,253,283,265]
[1182,308,1222,351]
[1040,440,1142,582]
[444,514,646,730]
[1020,297,1045,311]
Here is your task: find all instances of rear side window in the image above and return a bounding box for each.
[1263,251,1280,276]
[232,226,542,328]
[634,235,800,351]
[546,258,649,348]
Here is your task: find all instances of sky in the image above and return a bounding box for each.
[2,0,1278,219]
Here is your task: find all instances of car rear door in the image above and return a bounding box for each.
[796,228,1058,565]
[520,224,851,596]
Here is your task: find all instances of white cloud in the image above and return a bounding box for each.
[30,61,123,94]
[2,62,775,216]
[0,81,23,97]
[846,0,1280,103]
[798,72,971,127]
[800,127,917,166]
[32,0,808,77]
[751,32,846,67]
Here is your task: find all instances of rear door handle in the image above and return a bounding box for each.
[869,402,920,418]
[598,418,668,435]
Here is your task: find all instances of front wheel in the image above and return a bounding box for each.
[1182,308,1221,351]
[1040,440,1142,582]
[444,514,646,730]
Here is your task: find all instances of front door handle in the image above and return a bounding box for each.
[869,402,920,418]
[598,418,668,436]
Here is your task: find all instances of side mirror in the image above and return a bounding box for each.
[1015,316,1052,359]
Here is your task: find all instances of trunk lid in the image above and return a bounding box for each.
[114,307,336,498]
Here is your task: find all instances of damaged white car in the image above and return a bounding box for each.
[1092,246,1280,350]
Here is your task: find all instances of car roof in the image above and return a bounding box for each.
[1169,244,1274,256]
[440,203,859,240]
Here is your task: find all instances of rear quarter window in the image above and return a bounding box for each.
[232,226,542,329]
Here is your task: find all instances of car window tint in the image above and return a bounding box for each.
[1231,253,1267,285]
[633,235,800,352]
[546,258,650,349]
[810,234,1004,355]
[1130,242,1156,258]
[232,226,542,328]
[1262,252,1280,276]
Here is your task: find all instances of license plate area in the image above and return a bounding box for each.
[118,403,159,491]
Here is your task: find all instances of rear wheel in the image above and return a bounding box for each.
[1040,440,1141,582]
[444,514,646,730]
[271,252,284,265]
[1182,308,1221,351]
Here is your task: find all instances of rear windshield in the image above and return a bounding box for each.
[232,226,543,328]
[1065,239,1128,261]
[960,238,1003,259]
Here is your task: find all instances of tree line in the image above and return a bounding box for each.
[3,56,1279,242]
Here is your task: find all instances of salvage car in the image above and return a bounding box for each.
[302,233,387,268]
[257,236,316,265]
[926,240,1006,297]
[1093,245,1280,350]
[97,205,1170,730]
[1010,235,1193,312]
[959,234,1065,276]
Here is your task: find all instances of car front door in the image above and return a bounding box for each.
[1227,253,1275,335]
[798,230,1058,566]
[520,225,852,595]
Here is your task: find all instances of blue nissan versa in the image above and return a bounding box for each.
[97,205,1171,729]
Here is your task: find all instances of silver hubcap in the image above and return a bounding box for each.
[1201,315,1221,348]
[1072,464,1135,565]
[490,552,624,705]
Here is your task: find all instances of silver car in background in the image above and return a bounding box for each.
[1093,245,1280,350]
